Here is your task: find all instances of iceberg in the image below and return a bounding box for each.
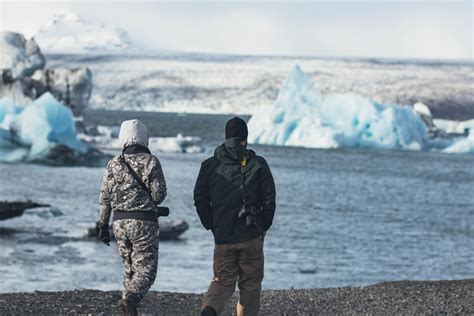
[433,118,474,135]
[248,65,428,151]
[79,127,203,154]
[443,131,474,154]
[413,102,432,117]
[148,134,203,154]
[0,31,45,79]
[0,92,87,162]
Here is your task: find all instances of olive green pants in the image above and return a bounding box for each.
[203,236,264,316]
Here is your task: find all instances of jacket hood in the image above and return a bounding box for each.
[214,137,255,164]
[119,119,150,148]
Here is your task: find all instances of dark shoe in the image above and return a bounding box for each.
[201,306,217,316]
[118,298,138,316]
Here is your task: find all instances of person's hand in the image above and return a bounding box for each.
[98,222,111,246]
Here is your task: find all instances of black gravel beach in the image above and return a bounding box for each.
[1,279,472,315]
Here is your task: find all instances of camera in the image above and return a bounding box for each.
[238,205,260,227]
[156,206,169,217]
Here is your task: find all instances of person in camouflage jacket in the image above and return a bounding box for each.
[98,119,166,316]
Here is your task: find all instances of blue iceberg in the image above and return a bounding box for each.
[0,92,87,162]
[248,66,472,153]
[443,131,474,154]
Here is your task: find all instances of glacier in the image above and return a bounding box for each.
[248,65,473,154]
[0,92,87,162]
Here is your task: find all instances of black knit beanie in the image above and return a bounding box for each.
[225,117,248,141]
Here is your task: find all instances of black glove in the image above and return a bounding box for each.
[97,222,111,246]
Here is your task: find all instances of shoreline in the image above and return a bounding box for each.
[1,279,473,315]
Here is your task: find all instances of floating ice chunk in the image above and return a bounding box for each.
[248,65,428,151]
[248,66,337,148]
[0,31,45,79]
[31,67,93,117]
[323,94,427,150]
[0,97,22,129]
[443,131,474,154]
[79,128,203,154]
[413,102,432,117]
[148,134,203,154]
[11,93,86,156]
[433,119,474,135]
[97,125,120,138]
[0,92,87,161]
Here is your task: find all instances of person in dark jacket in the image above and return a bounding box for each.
[194,117,276,316]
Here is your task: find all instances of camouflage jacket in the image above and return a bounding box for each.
[99,146,167,226]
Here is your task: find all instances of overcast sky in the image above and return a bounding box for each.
[1,0,472,60]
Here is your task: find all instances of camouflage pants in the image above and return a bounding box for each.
[112,219,159,302]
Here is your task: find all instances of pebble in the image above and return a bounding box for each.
[0,279,472,315]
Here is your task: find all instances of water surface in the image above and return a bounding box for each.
[0,113,472,293]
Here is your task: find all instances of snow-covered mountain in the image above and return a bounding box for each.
[34,10,138,54]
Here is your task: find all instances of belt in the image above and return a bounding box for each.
[113,210,158,222]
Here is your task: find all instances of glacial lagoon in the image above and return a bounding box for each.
[0,112,472,293]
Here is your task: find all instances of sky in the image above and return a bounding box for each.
[0,0,472,60]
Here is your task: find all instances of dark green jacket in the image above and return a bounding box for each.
[194,138,276,244]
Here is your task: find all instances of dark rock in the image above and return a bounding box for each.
[0,200,50,220]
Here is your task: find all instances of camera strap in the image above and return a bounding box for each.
[238,152,248,218]
[119,154,153,198]
[118,154,169,218]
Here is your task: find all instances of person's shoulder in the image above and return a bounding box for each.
[144,154,164,171]
[104,155,121,173]
[252,153,270,169]
[150,154,162,164]
[200,156,217,170]
[108,155,121,166]
[248,148,264,163]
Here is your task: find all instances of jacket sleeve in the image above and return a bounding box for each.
[259,158,276,231]
[149,157,167,204]
[193,162,213,230]
[99,163,113,226]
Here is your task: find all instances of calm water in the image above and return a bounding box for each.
[0,112,473,293]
